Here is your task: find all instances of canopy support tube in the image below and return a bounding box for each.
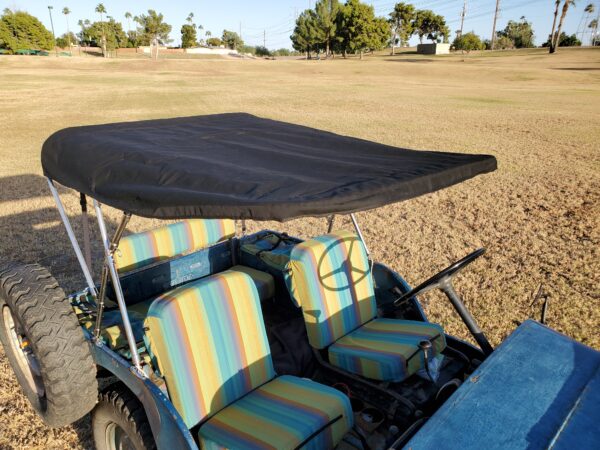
[93,201,142,371]
[79,193,93,274]
[350,213,371,262]
[46,178,98,297]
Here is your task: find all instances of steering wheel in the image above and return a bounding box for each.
[394,248,485,307]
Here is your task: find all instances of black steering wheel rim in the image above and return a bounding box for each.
[394,248,486,307]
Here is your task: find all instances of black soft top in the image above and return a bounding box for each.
[41,113,497,221]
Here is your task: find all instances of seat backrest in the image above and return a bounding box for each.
[144,270,275,428]
[115,219,235,273]
[290,230,377,349]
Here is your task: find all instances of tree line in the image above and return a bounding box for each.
[0,4,292,58]
[290,0,450,59]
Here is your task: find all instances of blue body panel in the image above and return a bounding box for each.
[406,320,600,450]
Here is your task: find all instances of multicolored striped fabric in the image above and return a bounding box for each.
[329,318,446,382]
[290,230,377,349]
[114,219,235,273]
[230,265,275,301]
[199,375,353,450]
[144,270,275,428]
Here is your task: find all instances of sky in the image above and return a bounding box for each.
[3,0,598,49]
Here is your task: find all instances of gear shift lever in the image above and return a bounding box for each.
[419,340,434,382]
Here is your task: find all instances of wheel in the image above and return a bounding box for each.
[92,383,155,450]
[0,262,98,427]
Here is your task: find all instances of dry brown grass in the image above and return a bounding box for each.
[0,48,599,449]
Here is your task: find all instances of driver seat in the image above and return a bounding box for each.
[289,230,446,382]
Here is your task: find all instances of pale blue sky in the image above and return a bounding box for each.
[3,0,597,49]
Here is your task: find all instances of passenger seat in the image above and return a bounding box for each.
[144,270,353,449]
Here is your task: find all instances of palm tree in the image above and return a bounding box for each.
[62,7,71,52]
[95,3,107,57]
[125,11,132,32]
[552,0,576,52]
[549,0,562,53]
[590,18,599,45]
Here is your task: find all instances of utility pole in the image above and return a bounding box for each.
[239,22,242,39]
[47,5,58,57]
[490,0,501,51]
[263,30,266,48]
[459,0,467,38]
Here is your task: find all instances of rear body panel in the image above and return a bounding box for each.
[407,320,600,449]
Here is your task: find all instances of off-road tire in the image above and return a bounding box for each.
[92,383,156,450]
[0,262,98,427]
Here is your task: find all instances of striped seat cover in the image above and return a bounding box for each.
[329,319,446,382]
[115,219,235,273]
[290,230,377,349]
[144,270,352,448]
[290,230,446,382]
[200,375,352,450]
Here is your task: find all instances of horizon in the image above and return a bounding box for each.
[3,1,599,49]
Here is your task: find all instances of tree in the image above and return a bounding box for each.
[86,19,127,52]
[56,31,77,48]
[255,45,271,56]
[453,31,484,53]
[135,10,172,47]
[124,12,132,32]
[206,37,221,47]
[413,9,449,44]
[0,9,54,52]
[590,19,599,45]
[576,3,595,37]
[221,30,243,50]
[314,0,339,57]
[62,7,71,51]
[543,31,582,46]
[181,12,197,48]
[491,35,514,50]
[291,9,320,58]
[336,0,390,59]
[549,0,561,53]
[498,17,535,48]
[95,3,107,57]
[552,0,576,53]
[389,2,416,54]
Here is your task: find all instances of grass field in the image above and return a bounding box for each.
[0,47,599,449]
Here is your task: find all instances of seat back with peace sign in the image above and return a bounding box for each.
[290,230,376,349]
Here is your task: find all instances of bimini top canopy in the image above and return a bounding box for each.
[42,113,497,221]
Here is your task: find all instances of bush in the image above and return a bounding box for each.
[542,32,581,48]
[206,37,222,47]
[255,46,271,57]
[273,48,291,57]
[453,32,484,53]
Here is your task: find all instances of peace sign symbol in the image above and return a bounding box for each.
[317,236,370,292]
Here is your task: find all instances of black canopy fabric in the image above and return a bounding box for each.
[41,113,497,221]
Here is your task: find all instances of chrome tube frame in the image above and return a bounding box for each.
[350,213,371,260]
[93,200,142,371]
[46,178,98,297]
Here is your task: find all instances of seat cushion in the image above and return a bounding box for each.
[230,265,275,300]
[290,230,377,349]
[329,318,446,382]
[199,375,353,450]
[144,270,276,428]
[115,219,235,273]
